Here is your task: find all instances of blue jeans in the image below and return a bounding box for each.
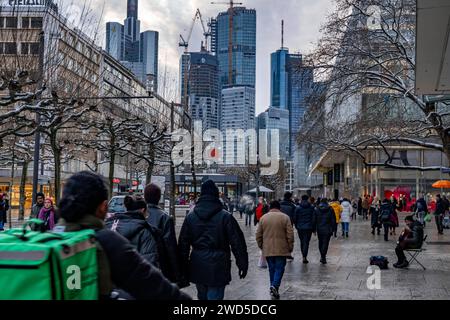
[266,256,287,289]
[342,222,349,233]
[196,284,225,301]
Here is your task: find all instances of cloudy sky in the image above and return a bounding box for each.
[92,0,335,114]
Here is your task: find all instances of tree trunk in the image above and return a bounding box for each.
[50,132,61,204]
[145,148,155,186]
[18,160,29,220]
[109,151,115,197]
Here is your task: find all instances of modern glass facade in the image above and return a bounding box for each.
[271,48,289,110]
[212,7,256,88]
[105,0,158,89]
[180,51,220,130]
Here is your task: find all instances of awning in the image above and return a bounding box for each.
[247,186,274,193]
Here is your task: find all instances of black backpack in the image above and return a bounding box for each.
[380,206,391,223]
[370,256,389,269]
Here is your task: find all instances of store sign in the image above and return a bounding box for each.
[5,0,58,11]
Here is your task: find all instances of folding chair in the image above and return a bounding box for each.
[405,235,427,270]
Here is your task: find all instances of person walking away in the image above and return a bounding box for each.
[415,195,428,227]
[294,195,315,264]
[314,199,337,264]
[434,194,445,235]
[280,192,296,225]
[340,198,351,238]
[380,199,394,241]
[390,202,399,236]
[37,198,56,231]
[243,197,255,227]
[145,184,181,284]
[362,196,369,220]
[229,197,235,215]
[56,171,190,300]
[357,197,363,218]
[394,215,424,268]
[178,180,248,301]
[329,200,342,237]
[370,200,382,235]
[105,196,166,274]
[256,201,294,300]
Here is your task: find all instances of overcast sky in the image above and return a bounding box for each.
[90,0,335,114]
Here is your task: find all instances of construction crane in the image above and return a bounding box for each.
[211,1,243,86]
[179,8,211,53]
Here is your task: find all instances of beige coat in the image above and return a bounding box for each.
[256,209,294,257]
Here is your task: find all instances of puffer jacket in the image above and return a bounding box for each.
[178,195,248,287]
[330,202,343,224]
[280,200,296,224]
[314,203,337,235]
[105,211,162,268]
[147,204,180,283]
[340,201,352,223]
[294,200,315,230]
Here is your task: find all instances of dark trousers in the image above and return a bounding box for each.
[266,256,287,289]
[436,215,444,234]
[362,208,368,220]
[318,233,332,259]
[245,214,253,226]
[395,245,406,264]
[196,285,226,301]
[383,224,390,241]
[297,229,313,258]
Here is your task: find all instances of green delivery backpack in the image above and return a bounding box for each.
[0,219,98,300]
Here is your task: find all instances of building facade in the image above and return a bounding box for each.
[105,0,158,90]
[180,50,220,131]
[0,1,184,208]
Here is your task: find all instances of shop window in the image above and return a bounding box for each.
[4,43,17,54]
[22,17,30,28]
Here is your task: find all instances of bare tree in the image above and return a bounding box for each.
[301,0,450,171]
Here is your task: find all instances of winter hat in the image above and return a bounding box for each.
[200,180,220,198]
[45,198,53,206]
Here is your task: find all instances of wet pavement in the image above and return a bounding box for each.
[177,212,450,300]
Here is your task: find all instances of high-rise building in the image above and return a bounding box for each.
[180,50,220,130]
[257,107,290,160]
[211,7,257,88]
[105,0,158,90]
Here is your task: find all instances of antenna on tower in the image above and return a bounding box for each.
[281,19,284,48]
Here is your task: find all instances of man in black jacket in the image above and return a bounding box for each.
[314,198,337,264]
[145,184,181,283]
[294,195,315,264]
[394,215,424,268]
[280,192,296,225]
[56,171,190,300]
[434,194,445,235]
[178,180,249,300]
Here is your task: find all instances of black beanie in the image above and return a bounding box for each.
[201,180,220,198]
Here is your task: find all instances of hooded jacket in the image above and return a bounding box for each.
[178,195,248,287]
[147,204,180,283]
[294,200,315,231]
[314,203,337,235]
[330,202,343,224]
[280,199,296,224]
[105,211,163,269]
[340,201,352,223]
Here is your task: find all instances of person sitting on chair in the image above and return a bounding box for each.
[394,215,424,269]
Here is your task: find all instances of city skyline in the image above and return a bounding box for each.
[98,0,334,114]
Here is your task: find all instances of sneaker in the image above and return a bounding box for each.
[397,261,409,269]
[320,258,327,265]
[303,257,309,264]
[346,232,349,238]
[270,286,280,300]
[371,230,375,235]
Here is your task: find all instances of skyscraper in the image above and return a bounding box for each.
[211,7,257,87]
[180,50,220,130]
[105,0,158,90]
